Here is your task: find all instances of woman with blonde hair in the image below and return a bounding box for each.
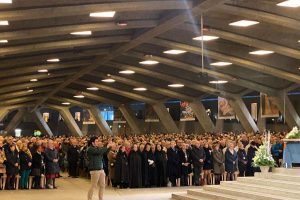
[19,144,32,189]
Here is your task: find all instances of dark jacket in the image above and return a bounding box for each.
[87,146,107,171]
[19,151,32,171]
[190,146,206,168]
[114,151,129,185]
[225,148,238,173]
[167,147,180,178]
[203,147,213,170]
[31,151,45,176]
[5,149,19,176]
[44,148,60,174]
[67,145,80,163]
[212,149,225,174]
[128,150,142,188]
[154,150,167,187]
[237,149,247,168]
[178,149,192,176]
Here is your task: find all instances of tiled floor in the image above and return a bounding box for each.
[0,176,198,200]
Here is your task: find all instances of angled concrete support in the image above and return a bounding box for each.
[229,97,259,133]
[4,108,26,135]
[0,107,11,122]
[152,103,180,133]
[257,109,266,132]
[57,107,83,136]
[190,101,215,132]
[88,106,112,136]
[272,93,300,129]
[215,119,224,132]
[119,104,142,135]
[33,109,54,137]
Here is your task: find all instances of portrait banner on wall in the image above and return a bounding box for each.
[83,109,95,124]
[218,97,235,119]
[251,103,258,121]
[180,101,195,121]
[42,112,49,122]
[260,93,279,118]
[145,104,159,122]
[74,112,81,121]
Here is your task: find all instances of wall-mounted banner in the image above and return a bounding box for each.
[42,112,49,122]
[260,93,279,118]
[145,104,159,122]
[218,97,235,119]
[180,101,195,121]
[83,109,95,124]
[251,103,258,121]
[74,112,81,121]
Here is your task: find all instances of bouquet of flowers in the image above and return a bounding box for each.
[252,142,275,167]
[285,127,300,139]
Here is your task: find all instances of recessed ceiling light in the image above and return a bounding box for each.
[0,20,9,26]
[0,0,12,4]
[47,58,60,62]
[73,94,85,98]
[277,0,300,7]
[249,50,274,55]
[27,89,33,92]
[168,84,184,88]
[210,62,233,66]
[229,20,259,27]
[117,21,128,26]
[0,40,8,43]
[30,79,38,82]
[38,69,48,73]
[163,50,187,55]
[62,102,71,105]
[193,35,219,41]
[209,80,228,84]
[119,70,135,74]
[139,60,159,65]
[90,11,116,18]
[133,87,147,91]
[87,87,99,91]
[102,78,115,83]
[70,31,92,35]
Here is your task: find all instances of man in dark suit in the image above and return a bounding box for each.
[190,140,206,186]
[167,141,180,187]
[67,139,80,178]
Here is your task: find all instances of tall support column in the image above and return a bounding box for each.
[4,108,26,135]
[119,104,142,135]
[190,101,215,132]
[152,103,180,133]
[0,107,11,122]
[272,93,300,128]
[33,109,54,137]
[215,119,224,132]
[257,109,266,132]
[229,97,259,133]
[88,106,112,136]
[57,107,83,136]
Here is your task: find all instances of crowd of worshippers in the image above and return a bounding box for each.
[0,132,285,190]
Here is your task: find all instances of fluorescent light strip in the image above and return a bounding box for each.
[87,87,99,91]
[0,21,9,26]
[47,58,60,62]
[73,95,85,98]
[70,31,92,35]
[0,40,8,43]
[119,70,135,74]
[62,102,71,105]
[30,79,38,82]
[38,69,48,73]
[0,0,12,4]
[229,20,259,27]
[133,87,147,91]
[277,0,300,7]
[210,62,232,66]
[168,84,184,88]
[193,35,219,41]
[102,78,115,83]
[139,60,159,65]
[90,11,116,18]
[209,80,228,84]
[163,50,186,55]
[249,50,274,55]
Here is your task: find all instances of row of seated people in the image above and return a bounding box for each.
[0,131,284,189]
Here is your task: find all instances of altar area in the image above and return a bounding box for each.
[283,139,300,168]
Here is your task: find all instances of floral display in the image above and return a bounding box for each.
[285,127,300,139]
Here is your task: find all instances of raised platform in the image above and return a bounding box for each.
[172,168,300,200]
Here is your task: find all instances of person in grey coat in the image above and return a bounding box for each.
[44,140,60,189]
[212,142,225,185]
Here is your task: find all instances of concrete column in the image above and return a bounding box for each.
[119,104,142,135]
[152,103,180,133]
[88,106,112,136]
[190,101,215,132]
[112,123,118,135]
[81,124,89,135]
[58,107,83,136]
[272,93,300,129]
[4,108,26,135]
[0,107,11,122]
[215,119,224,132]
[33,109,54,137]
[257,108,266,132]
[229,97,259,133]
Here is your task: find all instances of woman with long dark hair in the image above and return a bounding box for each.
[155,144,167,187]
[114,145,129,188]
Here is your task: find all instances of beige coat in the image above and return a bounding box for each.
[212,149,225,175]
[108,150,117,180]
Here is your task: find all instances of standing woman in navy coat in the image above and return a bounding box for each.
[225,141,238,181]
[5,143,20,190]
[167,141,180,187]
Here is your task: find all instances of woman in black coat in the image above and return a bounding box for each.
[178,144,191,186]
[31,145,45,189]
[246,141,258,176]
[225,142,238,181]
[237,142,247,177]
[167,141,180,187]
[128,144,142,188]
[155,144,167,187]
[148,144,157,187]
[141,143,151,187]
[19,145,32,189]
[5,144,19,190]
[203,143,213,185]
[114,145,129,188]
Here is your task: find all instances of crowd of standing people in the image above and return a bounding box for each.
[0,131,285,191]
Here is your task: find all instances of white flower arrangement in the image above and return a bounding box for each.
[253,131,275,167]
[285,127,300,139]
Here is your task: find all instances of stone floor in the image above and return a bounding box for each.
[0,176,199,200]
